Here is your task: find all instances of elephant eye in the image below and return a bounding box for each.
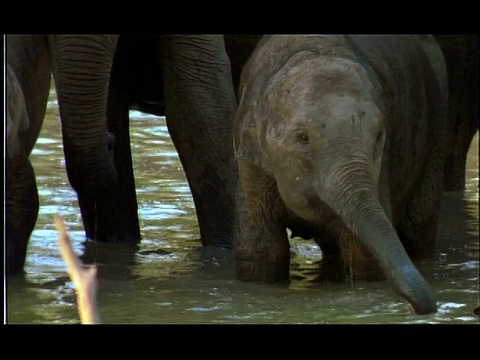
[295,132,309,144]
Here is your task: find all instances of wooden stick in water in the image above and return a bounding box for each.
[54,214,100,324]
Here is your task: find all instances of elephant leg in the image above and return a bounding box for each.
[436,35,479,191]
[443,57,479,191]
[235,159,290,283]
[105,77,141,242]
[314,230,384,283]
[337,232,385,281]
[398,124,447,260]
[6,157,39,275]
[399,180,443,260]
[443,118,479,191]
[160,35,238,248]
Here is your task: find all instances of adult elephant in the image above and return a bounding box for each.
[434,35,479,191]
[6,35,52,275]
[48,35,238,248]
[224,34,263,99]
[234,35,448,314]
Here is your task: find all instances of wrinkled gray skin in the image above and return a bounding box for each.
[5,34,259,275]
[47,35,238,248]
[234,35,448,314]
[226,35,479,192]
[226,34,479,192]
[6,35,52,275]
[434,35,479,191]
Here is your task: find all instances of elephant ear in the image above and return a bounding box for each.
[235,35,297,170]
[6,64,30,158]
[234,57,269,169]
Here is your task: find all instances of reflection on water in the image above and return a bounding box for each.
[5,87,479,324]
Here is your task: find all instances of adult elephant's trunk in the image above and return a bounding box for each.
[321,168,437,314]
[49,35,120,240]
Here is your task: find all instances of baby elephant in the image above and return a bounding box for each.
[234,35,448,314]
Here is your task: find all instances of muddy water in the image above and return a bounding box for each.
[5,86,479,324]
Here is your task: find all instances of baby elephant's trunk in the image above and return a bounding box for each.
[355,205,436,314]
[323,184,437,314]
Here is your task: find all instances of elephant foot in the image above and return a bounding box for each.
[83,194,141,244]
[80,237,139,267]
[313,235,384,283]
[89,232,141,244]
[201,233,234,250]
[196,195,236,249]
[6,231,30,277]
[235,257,290,283]
[314,249,385,283]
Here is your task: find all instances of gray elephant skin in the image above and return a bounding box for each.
[226,34,479,192]
[6,34,242,275]
[6,35,52,275]
[46,35,239,248]
[434,35,479,191]
[234,35,448,314]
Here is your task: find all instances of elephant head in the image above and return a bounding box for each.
[235,35,444,314]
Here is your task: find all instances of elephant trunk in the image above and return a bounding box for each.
[48,35,121,241]
[321,167,437,314]
[50,35,119,193]
[354,203,436,314]
[52,35,117,147]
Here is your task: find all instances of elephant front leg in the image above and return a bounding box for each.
[104,79,141,242]
[161,35,238,248]
[6,157,39,275]
[443,115,478,191]
[338,232,385,282]
[398,113,447,260]
[235,160,290,283]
